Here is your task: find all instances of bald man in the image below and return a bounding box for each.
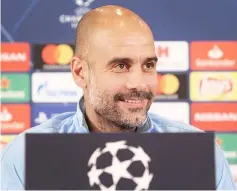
[1,5,236,190]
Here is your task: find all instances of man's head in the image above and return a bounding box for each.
[71,5,158,131]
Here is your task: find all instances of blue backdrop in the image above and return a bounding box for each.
[1,0,237,183]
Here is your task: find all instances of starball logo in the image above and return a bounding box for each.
[59,0,95,29]
[87,141,153,190]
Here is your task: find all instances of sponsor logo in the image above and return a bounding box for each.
[42,44,73,65]
[1,76,10,90]
[149,102,189,124]
[87,140,153,190]
[59,0,95,29]
[199,77,233,96]
[156,73,187,100]
[33,44,74,70]
[190,72,237,101]
[33,44,74,71]
[191,41,237,70]
[37,81,77,97]
[0,107,13,122]
[195,112,237,122]
[216,134,237,164]
[32,103,77,126]
[1,104,30,134]
[208,45,223,59]
[34,112,49,124]
[32,73,83,103]
[0,74,30,103]
[0,42,30,72]
[1,52,27,61]
[154,41,189,71]
[191,103,237,131]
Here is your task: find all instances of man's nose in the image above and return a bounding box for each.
[125,70,147,90]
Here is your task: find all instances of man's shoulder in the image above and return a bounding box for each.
[0,111,78,189]
[1,112,76,159]
[148,112,203,133]
[30,111,76,133]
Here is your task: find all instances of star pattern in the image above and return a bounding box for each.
[104,155,132,184]
[130,146,151,166]
[87,141,153,190]
[99,183,116,191]
[88,148,101,166]
[102,141,128,156]
[133,169,153,190]
[87,164,103,186]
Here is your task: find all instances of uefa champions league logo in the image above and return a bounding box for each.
[87,140,153,190]
[59,0,95,29]
[75,0,94,7]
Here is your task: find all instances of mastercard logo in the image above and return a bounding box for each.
[41,44,73,65]
[157,74,180,95]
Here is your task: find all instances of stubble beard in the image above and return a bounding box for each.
[88,83,150,131]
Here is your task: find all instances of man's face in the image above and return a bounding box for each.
[85,30,158,129]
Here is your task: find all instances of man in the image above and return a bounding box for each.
[1,5,236,190]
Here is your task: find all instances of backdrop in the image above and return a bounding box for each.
[1,0,237,184]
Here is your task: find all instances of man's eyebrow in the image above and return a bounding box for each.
[106,56,158,67]
[144,56,158,63]
[107,57,133,66]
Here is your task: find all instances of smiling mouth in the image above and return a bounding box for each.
[124,99,142,104]
[118,98,147,108]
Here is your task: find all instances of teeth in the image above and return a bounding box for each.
[124,100,141,103]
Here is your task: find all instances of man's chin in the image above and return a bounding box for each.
[117,114,147,128]
[116,121,143,130]
[117,103,149,116]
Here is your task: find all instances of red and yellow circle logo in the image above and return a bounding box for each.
[157,74,180,95]
[41,44,73,65]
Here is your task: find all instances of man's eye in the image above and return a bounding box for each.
[118,63,126,69]
[144,62,155,69]
[113,63,130,72]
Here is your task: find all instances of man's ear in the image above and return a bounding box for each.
[71,56,87,88]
